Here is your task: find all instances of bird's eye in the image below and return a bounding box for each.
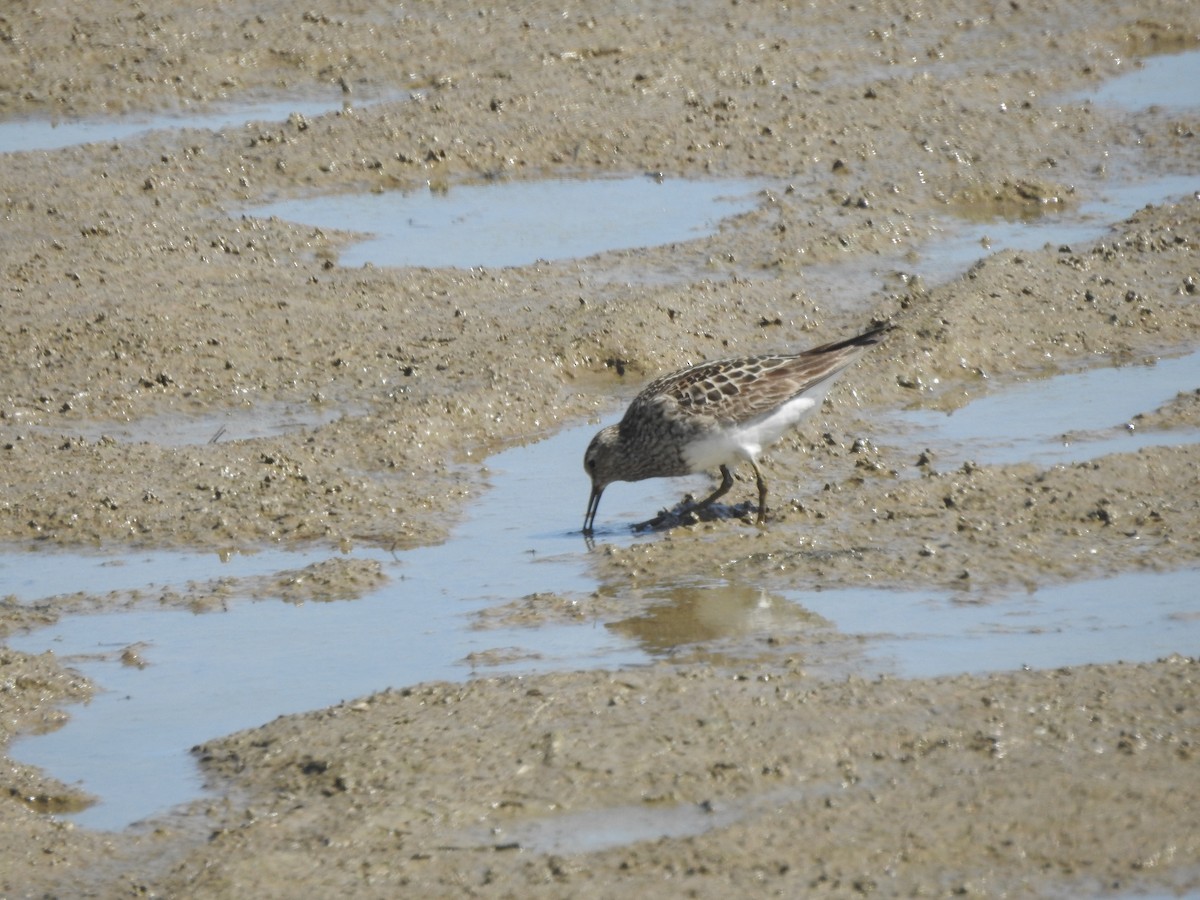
[586,458,596,469]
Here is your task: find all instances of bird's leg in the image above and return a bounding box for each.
[751,461,768,524]
[692,464,735,510]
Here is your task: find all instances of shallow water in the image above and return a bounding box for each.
[887,348,1200,467]
[802,167,1199,316]
[3,423,674,831]
[923,172,1199,284]
[802,49,1200,312]
[30,401,354,447]
[247,175,762,269]
[602,569,1200,681]
[1082,49,1200,111]
[793,570,1200,680]
[476,788,807,855]
[0,94,376,155]
[921,49,1200,282]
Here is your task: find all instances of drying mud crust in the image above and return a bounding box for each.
[1,0,1198,895]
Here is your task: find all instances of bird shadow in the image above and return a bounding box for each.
[631,497,759,533]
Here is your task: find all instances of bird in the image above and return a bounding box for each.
[582,323,890,534]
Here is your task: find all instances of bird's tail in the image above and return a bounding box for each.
[803,321,894,357]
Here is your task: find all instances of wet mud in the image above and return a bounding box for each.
[2,0,1198,895]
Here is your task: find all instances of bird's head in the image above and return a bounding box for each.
[582,424,622,533]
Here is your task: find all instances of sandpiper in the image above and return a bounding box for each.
[582,323,890,533]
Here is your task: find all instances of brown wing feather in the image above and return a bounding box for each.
[637,324,889,426]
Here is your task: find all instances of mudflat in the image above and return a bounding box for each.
[1,0,1197,895]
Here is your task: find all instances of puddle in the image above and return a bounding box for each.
[474,788,811,855]
[0,545,306,601]
[24,401,353,447]
[607,583,828,653]
[802,49,1200,312]
[922,173,1198,285]
[598,570,1200,681]
[790,569,1200,680]
[245,176,761,269]
[798,170,1198,313]
[483,799,745,855]
[0,94,382,155]
[920,50,1200,283]
[889,348,1200,467]
[1083,49,1200,111]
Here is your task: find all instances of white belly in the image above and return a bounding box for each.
[681,394,821,472]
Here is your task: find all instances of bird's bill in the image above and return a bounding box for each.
[583,484,604,534]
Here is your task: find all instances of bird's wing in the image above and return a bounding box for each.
[628,324,890,426]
